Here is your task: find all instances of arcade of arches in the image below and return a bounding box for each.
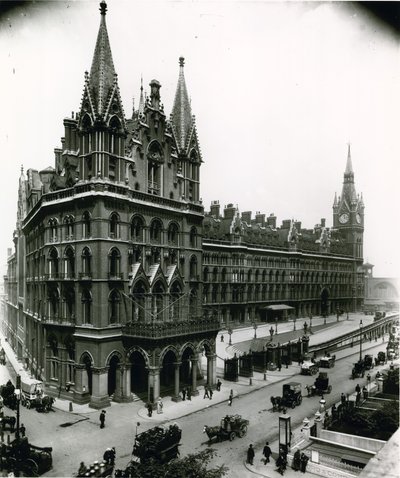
[73,340,217,408]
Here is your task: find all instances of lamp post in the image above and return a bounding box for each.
[359,320,363,362]
[279,412,291,454]
[228,327,233,346]
[15,375,21,441]
[263,345,267,381]
[275,316,278,334]
[253,322,258,339]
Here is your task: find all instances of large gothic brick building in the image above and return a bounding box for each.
[2,1,364,408]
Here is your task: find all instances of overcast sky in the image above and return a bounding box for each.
[0,0,399,278]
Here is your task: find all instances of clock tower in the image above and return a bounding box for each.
[333,145,364,259]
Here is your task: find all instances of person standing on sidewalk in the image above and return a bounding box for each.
[181,387,186,401]
[228,389,233,406]
[99,410,106,429]
[216,379,222,391]
[300,453,309,473]
[292,448,301,471]
[203,385,209,399]
[262,441,272,464]
[147,403,153,417]
[187,386,192,401]
[209,388,213,400]
[247,444,255,465]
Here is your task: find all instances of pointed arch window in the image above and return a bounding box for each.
[64,247,75,279]
[131,216,144,242]
[81,289,92,324]
[152,281,165,322]
[169,282,182,321]
[167,223,179,246]
[149,219,162,244]
[109,289,121,324]
[189,255,198,280]
[81,247,92,277]
[82,211,91,238]
[48,218,58,243]
[190,227,197,248]
[64,215,75,240]
[131,281,147,321]
[47,287,60,319]
[109,248,121,278]
[48,248,59,279]
[109,212,120,239]
[63,287,75,321]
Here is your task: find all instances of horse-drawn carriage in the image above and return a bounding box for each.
[0,348,6,366]
[301,361,319,376]
[281,382,303,408]
[375,351,386,366]
[318,355,336,368]
[306,372,332,396]
[203,415,249,443]
[0,414,16,432]
[0,437,52,476]
[20,378,54,412]
[351,360,365,379]
[133,424,182,464]
[0,380,17,410]
[363,354,374,370]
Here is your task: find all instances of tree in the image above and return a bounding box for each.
[116,449,228,478]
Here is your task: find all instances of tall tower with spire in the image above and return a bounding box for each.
[333,145,365,259]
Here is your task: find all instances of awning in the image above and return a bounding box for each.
[264,304,295,311]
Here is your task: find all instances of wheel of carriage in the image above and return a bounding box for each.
[229,431,236,441]
[26,400,31,410]
[298,395,303,404]
[327,385,332,393]
[21,396,26,407]
[238,425,247,438]
[291,401,296,409]
[24,458,39,477]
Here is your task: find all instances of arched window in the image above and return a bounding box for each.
[190,227,197,248]
[169,282,182,321]
[152,281,165,321]
[167,223,179,245]
[131,281,147,321]
[48,248,59,278]
[109,289,120,324]
[190,256,197,280]
[64,288,75,320]
[82,289,92,324]
[64,215,74,240]
[109,248,121,278]
[48,287,60,318]
[48,218,58,242]
[64,247,75,279]
[203,267,209,282]
[82,211,91,238]
[109,212,120,238]
[149,219,162,243]
[131,216,144,242]
[81,247,92,277]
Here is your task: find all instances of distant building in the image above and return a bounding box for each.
[1,1,365,408]
[361,263,399,314]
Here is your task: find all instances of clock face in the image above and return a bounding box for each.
[356,213,361,224]
[339,213,349,224]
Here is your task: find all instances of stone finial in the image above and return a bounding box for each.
[100,1,107,15]
[179,56,185,67]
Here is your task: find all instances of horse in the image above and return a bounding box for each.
[270,396,282,412]
[1,415,16,431]
[305,385,316,397]
[203,425,221,443]
[36,396,55,413]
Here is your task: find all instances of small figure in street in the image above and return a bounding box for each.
[19,423,26,438]
[99,410,106,429]
[156,397,163,414]
[376,370,381,380]
[147,402,153,417]
[246,444,255,465]
[356,391,361,406]
[362,386,368,400]
[355,383,361,394]
[300,453,309,473]
[203,385,210,399]
[221,335,224,342]
[341,392,346,406]
[187,386,192,401]
[292,448,301,471]
[278,362,282,372]
[276,449,287,475]
[366,373,371,384]
[228,389,233,406]
[103,447,116,465]
[182,388,186,401]
[262,441,272,464]
[216,379,222,391]
[78,462,87,477]
[209,388,213,400]
[331,403,337,420]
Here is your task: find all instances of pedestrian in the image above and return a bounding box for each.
[209,388,213,400]
[78,462,87,477]
[262,441,272,464]
[19,423,26,438]
[187,386,192,401]
[331,403,337,420]
[247,444,255,465]
[110,447,116,466]
[366,373,371,384]
[103,448,112,465]
[292,448,301,471]
[228,389,233,406]
[276,450,287,475]
[182,388,186,401]
[147,402,153,417]
[356,391,361,406]
[362,386,368,400]
[156,397,163,414]
[99,410,106,429]
[355,383,361,394]
[278,362,282,372]
[221,334,224,342]
[203,385,209,399]
[300,453,309,473]
[376,370,381,380]
[216,379,222,391]
[341,392,346,406]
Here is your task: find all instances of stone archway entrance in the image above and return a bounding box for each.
[130,351,148,397]
[321,288,329,317]
[107,355,120,396]
[160,350,177,391]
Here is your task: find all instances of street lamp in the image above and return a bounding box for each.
[319,395,326,413]
[15,375,21,441]
[253,322,258,339]
[359,320,363,362]
[275,316,278,334]
[228,327,233,346]
[279,412,291,454]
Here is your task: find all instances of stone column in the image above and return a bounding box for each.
[191,357,199,396]
[206,354,217,388]
[89,367,111,409]
[147,366,160,405]
[73,364,90,404]
[172,362,182,402]
[314,411,323,437]
[113,364,123,402]
[121,364,132,402]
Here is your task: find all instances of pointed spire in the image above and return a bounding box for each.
[172,57,193,152]
[89,1,116,117]
[333,192,338,207]
[138,75,145,115]
[345,143,353,175]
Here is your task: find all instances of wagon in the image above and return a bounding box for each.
[133,424,182,464]
[313,372,332,395]
[281,382,302,408]
[0,437,52,476]
[363,354,374,370]
[20,378,46,409]
[319,355,336,368]
[203,414,249,442]
[351,360,365,379]
[301,361,319,375]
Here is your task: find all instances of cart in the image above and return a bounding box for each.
[363,354,374,370]
[20,378,46,409]
[281,382,302,408]
[319,355,336,368]
[203,414,249,442]
[311,372,332,395]
[0,437,52,476]
[351,360,365,379]
[132,424,182,464]
[301,361,319,375]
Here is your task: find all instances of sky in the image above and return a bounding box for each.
[0,0,399,277]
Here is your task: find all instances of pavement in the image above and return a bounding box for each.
[0,312,394,478]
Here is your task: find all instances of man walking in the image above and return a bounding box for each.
[182,387,186,401]
[216,379,222,391]
[99,410,106,429]
[203,385,209,399]
[209,388,213,400]
[247,444,255,465]
[228,389,233,406]
[187,386,192,401]
[262,441,272,464]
